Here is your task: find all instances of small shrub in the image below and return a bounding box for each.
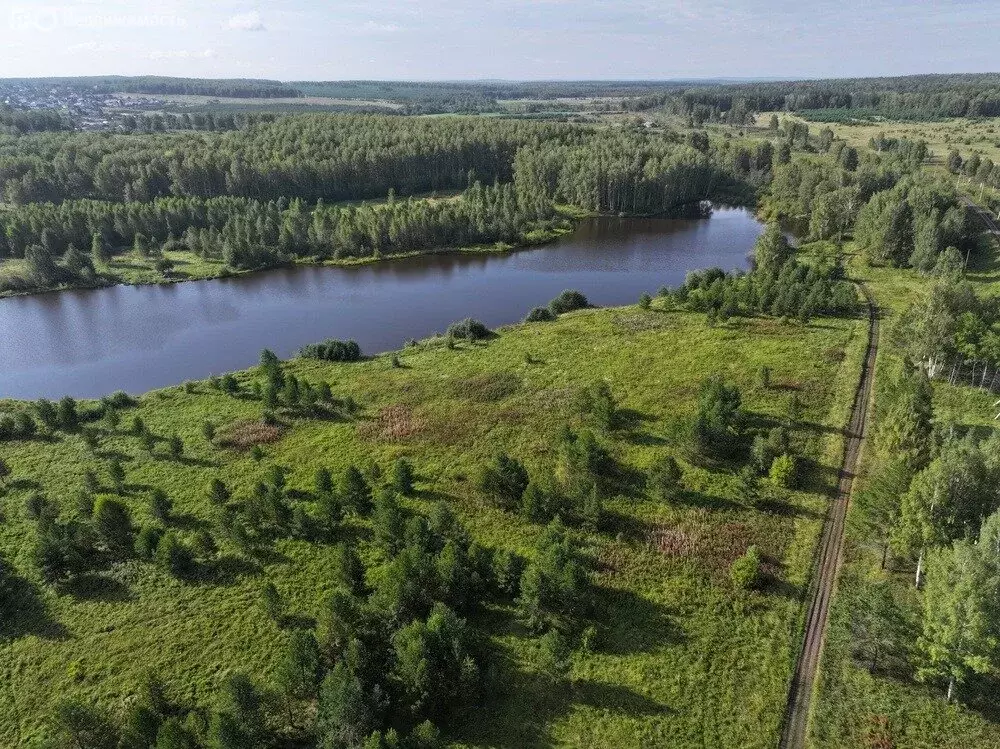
[548,289,589,315]
[299,339,362,362]
[648,456,683,502]
[730,546,762,590]
[150,489,172,522]
[446,318,492,341]
[477,453,529,511]
[135,526,164,560]
[769,453,798,488]
[392,458,415,496]
[525,306,556,322]
[638,292,652,310]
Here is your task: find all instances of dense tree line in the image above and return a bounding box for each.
[671,229,861,325]
[854,175,978,269]
[894,275,1000,389]
[850,356,1000,703]
[0,105,69,134]
[951,150,1000,194]
[513,129,763,215]
[1,76,302,98]
[0,114,586,206]
[116,111,278,134]
[678,73,1000,120]
[0,180,563,288]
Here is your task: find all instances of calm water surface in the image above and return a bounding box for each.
[0,208,762,399]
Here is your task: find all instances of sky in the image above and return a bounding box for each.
[2,0,999,81]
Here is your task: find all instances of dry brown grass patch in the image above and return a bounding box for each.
[357,404,426,442]
[215,419,284,450]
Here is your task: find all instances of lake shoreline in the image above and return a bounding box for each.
[0,224,577,301]
[0,209,764,399]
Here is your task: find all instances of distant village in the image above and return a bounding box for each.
[0,82,166,131]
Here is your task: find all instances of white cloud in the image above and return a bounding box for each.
[227,10,265,31]
[147,49,217,60]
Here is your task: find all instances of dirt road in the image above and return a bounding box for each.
[778,283,879,749]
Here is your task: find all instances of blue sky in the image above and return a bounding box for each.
[3,0,999,81]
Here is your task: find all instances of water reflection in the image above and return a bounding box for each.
[0,209,762,399]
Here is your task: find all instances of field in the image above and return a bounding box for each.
[783,114,1000,166]
[120,92,403,113]
[0,301,866,746]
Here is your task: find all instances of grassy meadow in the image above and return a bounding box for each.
[0,301,866,747]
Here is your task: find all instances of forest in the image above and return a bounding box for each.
[0,113,771,294]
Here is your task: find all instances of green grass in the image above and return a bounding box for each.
[0,302,865,747]
[808,251,1000,748]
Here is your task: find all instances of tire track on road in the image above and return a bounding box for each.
[778,282,879,749]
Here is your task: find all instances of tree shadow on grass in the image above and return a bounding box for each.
[675,489,741,513]
[954,673,1000,725]
[797,456,841,495]
[601,510,655,544]
[621,430,670,447]
[453,658,672,749]
[755,495,822,520]
[0,562,67,641]
[6,478,42,492]
[575,678,675,717]
[176,455,218,469]
[597,458,647,500]
[201,554,262,585]
[760,572,803,601]
[591,587,686,655]
[95,448,132,463]
[61,572,134,603]
[169,512,211,533]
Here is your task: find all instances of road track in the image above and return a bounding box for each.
[778,282,879,749]
[778,195,998,748]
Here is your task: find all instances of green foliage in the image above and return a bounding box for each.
[517,519,589,631]
[548,289,589,315]
[576,381,616,430]
[753,224,793,273]
[155,532,193,578]
[391,458,415,496]
[917,540,997,701]
[730,546,762,590]
[768,453,798,488]
[537,629,572,682]
[340,465,372,515]
[446,318,492,342]
[277,629,321,699]
[647,455,683,502]
[476,453,529,511]
[51,698,118,749]
[150,488,172,522]
[693,375,744,459]
[373,489,406,555]
[93,497,135,557]
[301,339,363,362]
[525,306,556,322]
[392,602,481,720]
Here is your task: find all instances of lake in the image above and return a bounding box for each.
[0,207,762,399]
